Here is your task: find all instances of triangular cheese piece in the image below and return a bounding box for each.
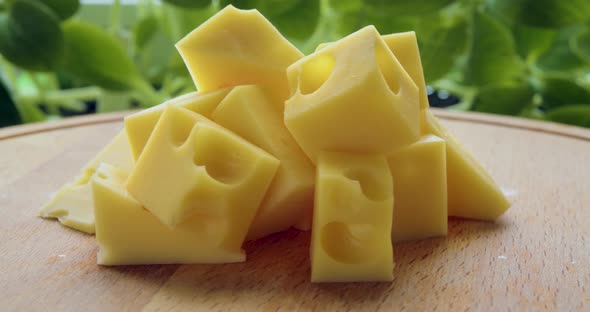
[422,109,510,220]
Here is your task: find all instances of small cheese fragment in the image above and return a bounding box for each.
[92,164,245,265]
[176,5,302,100]
[311,152,394,282]
[388,135,447,242]
[39,130,134,234]
[422,110,510,220]
[125,88,231,161]
[126,105,280,250]
[382,32,429,110]
[285,26,420,163]
[211,85,315,239]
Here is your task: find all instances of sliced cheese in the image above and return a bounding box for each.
[285,26,420,163]
[39,130,134,234]
[93,164,245,265]
[382,32,429,110]
[176,5,302,100]
[211,85,315,240]
[126,105,280,255]
[125,88,231,161]
[422,110,510,220]
[311,152,394,282]
[388,135,447,242]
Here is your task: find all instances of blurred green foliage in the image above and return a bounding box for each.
[0,0,589,128]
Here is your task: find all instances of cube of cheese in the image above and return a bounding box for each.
[317,31,429,110]
[125,88,231,161]
[126,105,280,253]
[285,26,420,163]
[382,32,429,110]
[211,85,315,240]
[39,130,134,234]
[311,152,394,282]
[92,164,245,265]
[176,5,302,100]
[388,135,447,242]
[422,110,510,220]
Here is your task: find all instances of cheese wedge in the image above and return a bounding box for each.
[125,88,231,161]
[311,152,394,282]
[93,164,245,265]
[211,85,315,240]
[126,105,280,253]
[39,130,134,234]
[285,26,420,163]
[388,135,447,242]
[422,110,510,220]
[176,5,302,100]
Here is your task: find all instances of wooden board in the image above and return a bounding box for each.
[1,109,589,311]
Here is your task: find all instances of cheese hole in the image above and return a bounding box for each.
[375,46,400,94]
[299,54,335,95]
[321,222,375,264]
[96,172,108,180]
[193,137,253,185]
[344,168,389,202]
[168,109,198,147]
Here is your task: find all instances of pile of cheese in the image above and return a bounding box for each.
[40,5,511,282]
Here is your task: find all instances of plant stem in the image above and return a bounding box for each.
[19,86,102,106]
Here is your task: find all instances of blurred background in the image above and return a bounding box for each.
[0,0,589,128]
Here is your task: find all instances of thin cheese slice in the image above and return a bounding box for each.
[382,32,429,110]
[311,152,394,282]
[422,110,510,220]
[39,130,134,234]
[93,164,245,265]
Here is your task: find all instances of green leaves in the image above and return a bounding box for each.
[465,10,523,86]
[0,78,21,127]
[518,0,590,28]
[420,21,467,83]
[221,0,320,40]
[571,28,590,62]
[162,0,211,9]
[62,21,141,91]
[539,76,590,110]
[472,83,534,115]
[0,0,64,72]
[546,105,590,128]
[364,0,453,16]
[40,0,80,20]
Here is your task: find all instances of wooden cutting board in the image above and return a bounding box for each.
[1,109,589,311]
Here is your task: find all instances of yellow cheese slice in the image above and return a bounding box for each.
[176,5,302,100]
[126,105,280,254]
[92,164,245,265]
[285,26,420,163]
[125,88,231,161]
[422,109,510,220]
[388,135,447,242]
[382,32,429,110]
[39,130,134,234]
[316,31,427,110]
[211,85,315,240]
[311,152,394,282]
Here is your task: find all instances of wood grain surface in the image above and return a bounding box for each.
[0,110,589,311]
